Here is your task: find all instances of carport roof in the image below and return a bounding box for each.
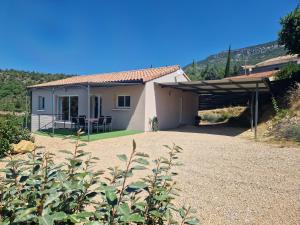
[158,77,270,94]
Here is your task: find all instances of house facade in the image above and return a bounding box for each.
[235,54,300,80]
[29,65,198,132]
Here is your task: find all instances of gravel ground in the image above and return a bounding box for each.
[2,125,300,224]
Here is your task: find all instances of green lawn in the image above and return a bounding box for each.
[35,128,143,141]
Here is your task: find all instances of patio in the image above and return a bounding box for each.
[35,128,142,141]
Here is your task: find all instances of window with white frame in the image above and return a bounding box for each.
[38,96,45,110]
[117,95,130,108]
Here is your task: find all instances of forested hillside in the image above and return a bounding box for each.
[184,41,287,80]
[0,69,71,112]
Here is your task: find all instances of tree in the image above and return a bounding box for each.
[232,64,240,75]
[224,45,231,78]
[192,59,196,75]
[278,5,300,54]
[275,63,300,80]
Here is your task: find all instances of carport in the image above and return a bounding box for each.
[159,77,271,139]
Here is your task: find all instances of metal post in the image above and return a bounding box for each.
[25,92,28,129]
[254,83,259,140]
[87,84,90,142]
[52,88,55,135]
[250,92,254,132]
[38,114,40,131]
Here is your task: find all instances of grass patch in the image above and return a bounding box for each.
[35,129,143,141]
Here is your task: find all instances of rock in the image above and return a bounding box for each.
[11,140,36,154]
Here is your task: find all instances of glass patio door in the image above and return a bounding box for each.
[57,96,78,121]
[90,96,102,118]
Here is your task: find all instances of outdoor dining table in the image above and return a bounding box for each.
[85,118,98,133]
[85,118,98,123]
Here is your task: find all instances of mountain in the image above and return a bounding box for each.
[184,41,287,80]
[0,69,72,112]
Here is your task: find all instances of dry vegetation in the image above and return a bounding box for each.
[265,83,300,142]
[199,106,246,124]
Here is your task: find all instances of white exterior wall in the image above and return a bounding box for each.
[144,69,198,131]
[31,85,145,132]
[91,85,145,131]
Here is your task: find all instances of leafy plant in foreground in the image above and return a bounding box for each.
[0,131,199,225]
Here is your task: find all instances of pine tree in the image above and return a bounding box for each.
[192,59,196,75]
[224,45,231,78]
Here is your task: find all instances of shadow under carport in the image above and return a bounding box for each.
[166,123,249,137]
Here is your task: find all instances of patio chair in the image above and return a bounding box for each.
[71,117,79,130]
[78,117,86,130]
[105,116,112,132]
[79,115,86,119]
[93,116,105,133]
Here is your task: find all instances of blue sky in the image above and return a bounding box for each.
[0,0,298,75]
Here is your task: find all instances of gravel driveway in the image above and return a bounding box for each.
[7,126,300,224]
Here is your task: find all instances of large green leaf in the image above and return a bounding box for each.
[68,214,81,223]
[128,181,148,190]
[133,158,149,165]
[128,213,145,223]
[135,152,149,158]
[117,154,128,162]
[38,215,54,225]
[105,189,118,205]
[133,202,146,211]
[52,212,67,221]
[117,203,130,215]
[84,222,104,225]
[185,218,200,225]
[132,165,147,170]
[13,207,36,223]
[120,213,145,223]
[44,192,61,208]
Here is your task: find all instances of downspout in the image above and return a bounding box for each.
[87,84,90,142]
[52,87,55,135]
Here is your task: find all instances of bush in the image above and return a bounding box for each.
[202,113,231,123]
[149,117,159,131]
[0,115,32,157]
[0,132,199,225]
[283,124,300,141]
[275,63,300,80]
[287,83,300,112]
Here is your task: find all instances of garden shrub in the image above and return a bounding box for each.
[149,116,159,131]
[0,115,32,157]
[275,63,300,80]
[201,113,231,123]
[0,131,199,225]
[283,124,300,141]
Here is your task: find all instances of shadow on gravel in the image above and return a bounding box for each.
[167,124,248,137]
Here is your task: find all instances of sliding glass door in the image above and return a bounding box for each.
[90,96,102,118]
[58,96,78,121]
[70,96,78,118]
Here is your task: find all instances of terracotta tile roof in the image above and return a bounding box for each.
[227,70,277,80]
[29,65,181,88]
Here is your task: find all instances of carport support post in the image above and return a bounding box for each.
[250,92,254,131]
[254,83,259,140]
[87,84,90,142]
[25,91,28,129]
[52,88,55,135]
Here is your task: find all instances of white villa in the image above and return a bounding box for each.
[28,65,198,132]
